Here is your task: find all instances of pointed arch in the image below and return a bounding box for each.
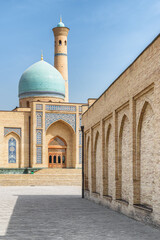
[134,101,154,206]
[116,114,130,201]
[85,136,90,190]
[48,135,67,168]
[92,131,100,193]
[5,132,21,167]
[46,119,75,134]
[48,135,67,146]
[103,123,112,196]
[46,119,76,168]
[5,131,21,139]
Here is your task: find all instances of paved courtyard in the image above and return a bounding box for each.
[0,186,160,240]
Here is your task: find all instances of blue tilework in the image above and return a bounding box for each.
[8,138,16,163]
[55,53,67,56]
[79,131,82,145]
[79,114,82,128]
[37,146,42,164]
[36,104,43,110]
[36,112,43,128]
[46,105,76,112]
[45,113,76,131]
[79,147,82,164]
[4,128,21,137]
[79,106,82,112]
[36,130,42,145]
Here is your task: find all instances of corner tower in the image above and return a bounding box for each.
[52,18,70,102]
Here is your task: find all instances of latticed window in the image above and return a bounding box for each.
[8,138,16,163]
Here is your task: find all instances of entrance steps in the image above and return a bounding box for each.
[34,168,82,175]
[0,168,82,186]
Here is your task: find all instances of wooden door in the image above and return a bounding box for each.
[48,152,66,168]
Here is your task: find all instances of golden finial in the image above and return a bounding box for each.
[60,15,62,22]
[41,50,43,61]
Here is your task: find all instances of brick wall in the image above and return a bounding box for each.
[82,35,160,227]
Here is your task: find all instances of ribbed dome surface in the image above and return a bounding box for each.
[18,60,65,99]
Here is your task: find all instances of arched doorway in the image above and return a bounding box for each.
[48,136,67,168]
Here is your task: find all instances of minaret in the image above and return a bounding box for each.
[52,17,70,102]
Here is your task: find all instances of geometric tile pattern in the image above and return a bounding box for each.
[4,128,21,137]
[36,104,43,110]
[79,131,82,145]
[36,130,42,145]
[79,147,82,164]
[79,114,82,128]
[8,137,16,163]
[36,112,43,128]
[46,105,76,112]
[79,106,82,112]
[36,146,42,164]
[45,113,76,131]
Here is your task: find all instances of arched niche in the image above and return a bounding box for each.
[48,136,67,168]
[46,120,76,168]
[4,132,21,168]
[135,101,154,207]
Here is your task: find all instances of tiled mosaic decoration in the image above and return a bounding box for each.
[79,114,82,128]
[36,112,43,128]
[4,128,21,137]
[36,104,43,110]
[46,105,76,112]
[36,130,42,145]
[55,53,67,56]
[8,138,16,163]
[45,113,76,131]
[79,131,82,145]
[79,147,82,164]
[36,146,42,164]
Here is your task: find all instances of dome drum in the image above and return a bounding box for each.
[19,90,65,99]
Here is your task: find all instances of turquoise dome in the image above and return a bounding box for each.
[18,60,65,99]
[57,21,65,27]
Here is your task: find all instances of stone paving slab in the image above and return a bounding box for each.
[0,186,160,240]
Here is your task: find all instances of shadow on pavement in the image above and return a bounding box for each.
[1,195,160,240]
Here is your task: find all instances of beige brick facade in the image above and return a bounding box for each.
[82,35,160,227]
[0,102,85,170]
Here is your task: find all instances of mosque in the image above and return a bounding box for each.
[0,18,88,171]
[1,16,160,227]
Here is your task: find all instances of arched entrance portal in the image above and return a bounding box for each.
[48,136,67,168]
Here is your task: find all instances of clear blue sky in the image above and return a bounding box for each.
[0,0,159,110]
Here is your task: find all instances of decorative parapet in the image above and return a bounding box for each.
[46,105,76,112]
